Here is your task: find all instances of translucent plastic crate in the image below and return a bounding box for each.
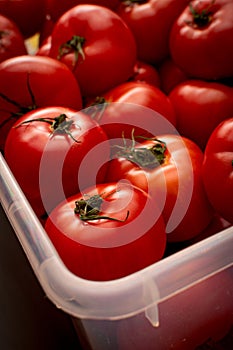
[0,152,232,349]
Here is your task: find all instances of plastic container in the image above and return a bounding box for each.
[0,152,233,349]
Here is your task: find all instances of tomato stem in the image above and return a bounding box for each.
[15,113,80,143]
[113,129,167,169]
[74,192,129,222]
[85,96,108,122]
[187,0,215,28]
[57,35,86,67]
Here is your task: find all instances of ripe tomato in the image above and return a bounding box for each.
[45,181,166,281]
[37,36,52,57]
[48,4,137,97]
[105,134,214,241]
[169,80,233,150]
[0,14,27,63]
[202,118,233,224]
[130,60,161,88]
[0,0,47,38]
[85,82,176,145]
[117,0,190,65]
[46,0,120,22]
[4,106,110,218]
[0,55,82,151]
[169,0,233,80]
[189,213,231,245]
[158,57,188,95]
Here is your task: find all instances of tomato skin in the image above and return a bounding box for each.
[130,60,161,88]
[117,0,190,65]
[169,0,233,80]
[105,135,214,242]
[4,107,110,217]
[46,0,120,22]
[0,0,47,38]
[0,55,82,151]
[0,14,27,62]
[37,35,52,57]
[48,4,137,97]
[202,118,233,224]
[86,82,176,146]
[45,182,166,281]
[169,80,233,150]
[190,214,231,245]
[158,57,188,95]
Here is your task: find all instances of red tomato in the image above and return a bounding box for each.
[45,181,166,281]
[130,60,161,88]
[158,57,188,95]
[190,213,231,245]
[0,14,27,62]
[37,35,52,57]
[169,0,233,80]
[202,118,233,224]
[4,107,110,218]
[38,13,55,47]
[48,4,137,97]
[46,0,120,22]
[85,82,176,145]
[169,80,233,150]
[0,0,47,38]
[117,0,190,65]
[117,265,233,349]
[105,134,214,242]
[0,55,82,151]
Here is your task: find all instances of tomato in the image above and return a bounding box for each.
[117,265,233,349]
[38,13,55,47]
[0,55,83,151]
[0,0,47,38]
[169,0,233,80]
[169,80,233,150]
[37,35,52,57]
[85,82,176,146]
[158,57,188,95]
[105,134,214,242]
[202,118,233,224]
[0,14,27,63]
[4,106,110,218]
[48,4,137,97]
[189,213,231,245]
[45,0,120,22]
[130,60,161,88]
[45,181,166,281]
[117,0,190,65]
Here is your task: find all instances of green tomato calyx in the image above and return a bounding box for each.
[57,35,85,67]
[113,129,167,169]
[74,192,129,222]
[15,113,80,143]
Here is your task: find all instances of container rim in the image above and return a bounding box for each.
[0,152,232,321]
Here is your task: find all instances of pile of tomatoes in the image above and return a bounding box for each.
[0,0,232,281]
